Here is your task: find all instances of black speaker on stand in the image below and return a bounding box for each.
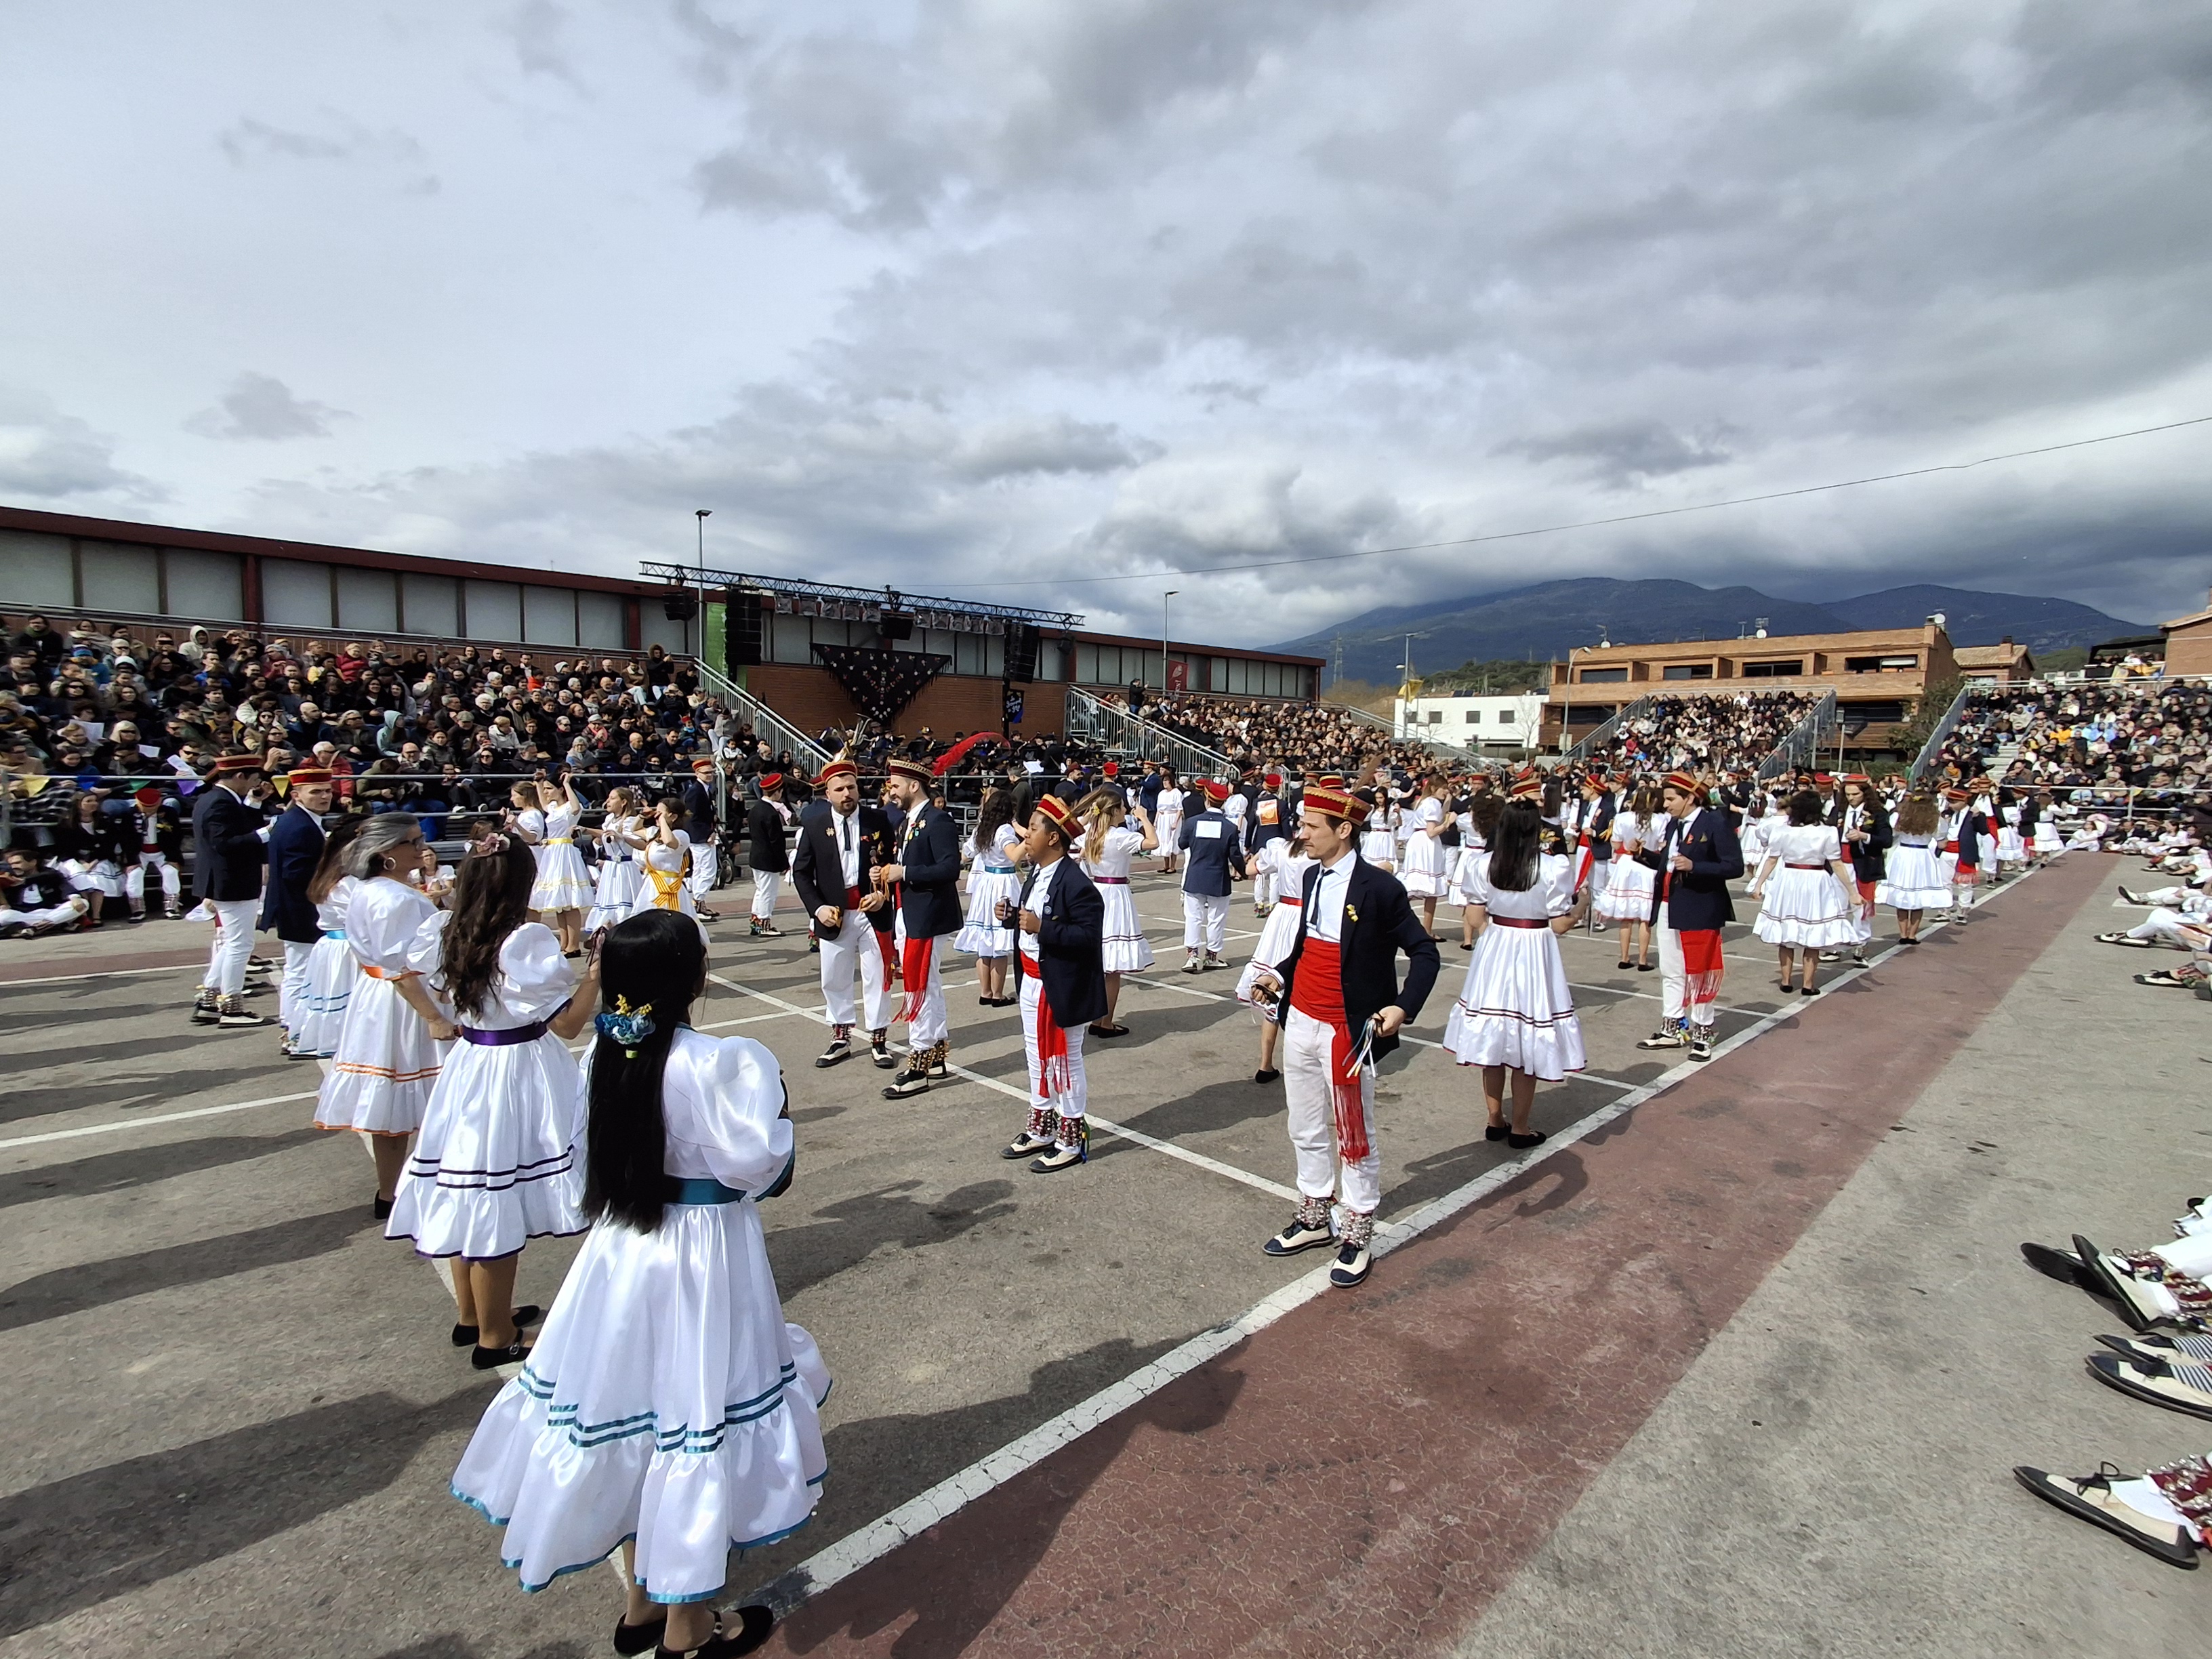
[728,595,765,666]
[878,611,915,643]
[1004,623,1039,684]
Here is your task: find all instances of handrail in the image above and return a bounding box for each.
[695,662,832,773]
[1559,694,1654,767]
[1063,686,1235,777]
[1755,689,1839,780]
[1907,683,1973,784]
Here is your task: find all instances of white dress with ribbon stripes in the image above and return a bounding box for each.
[1236,853,1314,1002]
[1876,835,1950,911]
[1399,797,1450,897]
[955,823,1023,958]
[1443,852,1585,1081]
[1751,824,1857,947]
[290,874,361,1057]
[314,877,447,1135]
[529,801,594,913]
[451,1029,829,1604]
[384,918,588,1261]
[587,815,642,934]
[1082,823,1155,974]
[1592,814,1657,922]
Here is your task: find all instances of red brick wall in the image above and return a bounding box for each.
[744,664,1068,740]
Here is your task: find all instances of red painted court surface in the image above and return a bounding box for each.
[761,853,2107,1659]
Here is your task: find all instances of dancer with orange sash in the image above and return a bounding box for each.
[1635,770,1744,1063]
[996,794,1106,1173]
[1248,781,1439,1289]
[879,755,964,1099]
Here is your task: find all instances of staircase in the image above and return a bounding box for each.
[696,662,833,772]
[1063,687,1235,777]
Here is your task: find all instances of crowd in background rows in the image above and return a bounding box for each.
[1574,689,1822,774]
[1110,688,1437,775]
[1925,679,2212,797]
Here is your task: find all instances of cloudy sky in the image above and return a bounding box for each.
[5,0,2211,644]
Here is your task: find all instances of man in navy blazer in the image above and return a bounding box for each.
[878,755,965,1097]
[997,793,1107,1174]
[190,752,274,1029]
[1634,769,1745,1062]
[790,758,899,1071]
[1249,781,1439,1289]
[260,766,333,1053]
[1177,778,1248,972]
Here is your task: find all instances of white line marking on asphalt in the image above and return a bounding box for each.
[739,861,2051,1618]
[0,1088,320,1151]
[0,962,201,988]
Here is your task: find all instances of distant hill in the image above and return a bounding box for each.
[1277,577,2146,684]
[1820,586,2147,653]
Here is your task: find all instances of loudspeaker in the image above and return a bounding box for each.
[662,591,698,621]
[878,611,914,642]
[1004,623,1040,684]
[728,595,764,665]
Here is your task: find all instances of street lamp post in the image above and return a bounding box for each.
[693,509,711,662]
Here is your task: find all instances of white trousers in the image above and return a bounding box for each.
[1654,915,1719,1028]
[1020,972,1087,1120]
[0,899,87,930]
[2128,911,2207,945]
[688,843,719,900]
[1183,892,1229,954]
[126,851,180,904]
[1584,854,1610,909]
[750,869,782,922]
[201,898,260,996]
[893,915,949,1047]
[1282,1006,1379,1214]
[280,939,317,1034]
[821,909,893,1033]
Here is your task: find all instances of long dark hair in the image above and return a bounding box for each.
[306,816,367,904]
[439,838,538,1018]
[1488,799,1542,893]
[583,910,708,1233]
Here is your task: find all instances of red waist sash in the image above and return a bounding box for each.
[1488,914,1547,928]
[1288,936,1368,1160]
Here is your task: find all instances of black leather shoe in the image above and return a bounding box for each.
[470,1336,533,1370]
[613,1612,667,1655]
[1485,1123,1509,1142]
[451,1305,541,1347]
[372,1195,394,1221]
[1507,1129,1548,1150]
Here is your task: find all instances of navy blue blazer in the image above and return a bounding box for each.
[1635,806,1744,931]
[894,802,964,938]
[790,803,896,941]
[258,802,327,942]
[1177,809,1248,897]
[190,784,268,903]
[1011,857,1107,1029]
[1270,855,1441,1065]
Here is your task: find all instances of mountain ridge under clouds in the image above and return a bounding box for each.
[1273,579,2149,682]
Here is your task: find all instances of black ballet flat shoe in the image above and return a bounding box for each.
[372,1195,394,1221]
[1616,958,1632,970]
[613,1613,668,1656]
[1636,962,1655,972]
[470,1336,534,1371]
[451,1304,542,1348]
[1507,1129,1548,1150]
[657,1607,776,1658]
[1253,1067,1282,1084]
[1485,1122,1510,1142]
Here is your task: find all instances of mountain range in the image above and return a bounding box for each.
[1273,579,2148,684]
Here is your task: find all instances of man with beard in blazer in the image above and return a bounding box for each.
[790,758,899,1071]
[1248,781,1441,1290]
[995,792,1106,1174]
[878,754,964,1097]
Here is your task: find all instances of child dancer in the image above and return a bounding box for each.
[1077,787,1157,1037]
[956,788,1023,1007]
[284,817,366,1061]
[1746,788,1859,995]
[1876,792,1948,945]
[1593,781,1659,970]
[528,775,594,956]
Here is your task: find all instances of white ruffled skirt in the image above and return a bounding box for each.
[315,975,446,1135]
[1753,866,1857,947]
[531,842,594,914]
[386,1032,588,1260]
[289,933,358,1056]
[1877,843,1950,911]
[588,857,641,935]
[1443,924,1585,1081]
[1593,856,1654,921]
[1096,882,1155,974]
[1400,832,1449,898]
[1996,826,2026,863]
[451,1199,830,1603]
[2031,823,2064,855]
[955,869,1023,957]
[1235,902,1303,1002]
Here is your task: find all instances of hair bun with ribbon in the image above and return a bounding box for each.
[594,995,657,1057]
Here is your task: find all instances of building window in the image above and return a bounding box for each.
[578,591,626,649]
[0,531,73,607]
[523,584,577,647]
[403,574,459,638]
[163,549,244,620]
[1577,667,1628,683]
[262,558,334,628]
[1843,655,1919,672]
[1662,663,1713,680]
[337,568,399,632]
[464,580,522,642]
[78,541,160,614]
[1742,659,1803,678]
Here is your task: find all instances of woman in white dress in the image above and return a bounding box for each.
[1153,771,1185,875]
[955,790,1023,1007]
[1359,796,1397,874]
[1875,791,1949,947]
[1452,792,1500,954]
[1593,781,1660,972]
[527,775,594,956]
[627,798,705,940]
[584,786,644,937]
[314,814,453,1219]
[387,836,600,1368]
[284,818,367,1061]
[1995,787,2028,874]
[1746,787,1860,996]
[1235,817,1311,1084]
[1399,777,1452,935]
[451,910,826,1655]
[1443,792,1589,1148]
[1078,788,1158,1036]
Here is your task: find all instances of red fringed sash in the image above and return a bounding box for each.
[1572,831,1594,893]
[1288,936,1369,1160]
[899,933,935,1023]
[1680,927,1724,1009]
[1021,951,1074,1100]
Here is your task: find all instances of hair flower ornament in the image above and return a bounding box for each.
[595,995,657,1058]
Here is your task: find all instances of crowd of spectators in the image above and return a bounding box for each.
[1111,689,1435,775]
[1924,678,2212,798]
[1576,689,1820,774]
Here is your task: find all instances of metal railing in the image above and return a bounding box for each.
[695,663,832,773]
[1063,686,1235,778]
[1756,690,1840,779]
[1906,683,1973,783]
[1558,695,1654,768]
